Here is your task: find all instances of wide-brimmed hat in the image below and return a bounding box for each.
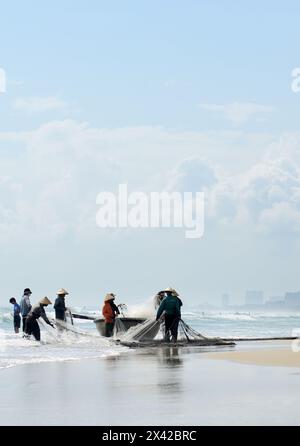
[104,293,116,302]
[163,287,179,297]
[163,287,173,293]
[24,288,32,295]
[56,288,69,296]
[39,297,52,306]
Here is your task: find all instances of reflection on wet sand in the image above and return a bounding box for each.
[159,347,183,367]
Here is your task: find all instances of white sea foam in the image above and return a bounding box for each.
[0,312,13,322]
[0,321,127,370]
[125,298,156,319]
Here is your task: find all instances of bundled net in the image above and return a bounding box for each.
[120,318,161,342]
[119,317,210,343]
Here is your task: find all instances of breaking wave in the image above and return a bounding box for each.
[0,311,127,370]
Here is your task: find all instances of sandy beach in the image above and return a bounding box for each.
[205,340,300,368]
[0,340,299,426]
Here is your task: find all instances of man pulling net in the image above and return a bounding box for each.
[156,287,182,342]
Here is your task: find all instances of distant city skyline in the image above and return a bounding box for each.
[218,289,300,310]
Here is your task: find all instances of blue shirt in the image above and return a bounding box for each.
[13,303,21,317]
[20,295,32,317]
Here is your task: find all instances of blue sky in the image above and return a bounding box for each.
[0,1,300,307]
[1,0,300,131]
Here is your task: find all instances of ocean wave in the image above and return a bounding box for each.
[0,326,128,370]
[0,312,13,323]
[183,311,256,321]
[184,310,300,321]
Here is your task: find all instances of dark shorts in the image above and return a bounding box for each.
[164,314,180,341]
[14,315,21,329]
[105,322,114,337]
[26,319,41,341]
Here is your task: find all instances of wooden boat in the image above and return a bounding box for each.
[94,316,146,336]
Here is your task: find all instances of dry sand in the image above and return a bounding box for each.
[206,340,300,367]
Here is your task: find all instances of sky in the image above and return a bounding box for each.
[0,0,300,307]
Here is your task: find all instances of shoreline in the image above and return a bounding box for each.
[0,340,299,426]
[1,338,299,372]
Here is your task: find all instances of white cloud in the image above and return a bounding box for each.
[200,102,275,124]
[0,120,122,242]
[166,158,218,193]
[236,157,300,232]
[13,96,68,113]
[0,121,299,243]
[167,147,300,234]
[258,202,300,234]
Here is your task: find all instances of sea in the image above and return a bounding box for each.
[1,305,300,370]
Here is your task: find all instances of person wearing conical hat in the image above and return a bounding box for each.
[156,287,182,342]
[54,288,69,323]
[102,293,120,337]
[25,297,54,341]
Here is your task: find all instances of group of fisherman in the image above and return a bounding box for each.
[9,286,183,342]
[9,288,69,341]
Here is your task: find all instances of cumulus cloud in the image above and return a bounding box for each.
[167,153,300,234]
[166,158,218,192]
[0,120,122,242]
[237,157,300,232]
[258,202,300,234]
[200,102,275,124]
[0,121,299,243]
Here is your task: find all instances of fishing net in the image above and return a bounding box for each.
[117,304,128,318]
[39,318,97,339]
[113,318,127,338]
[177,319,207,341]
[119,317,209,343]
[120,318,161,342]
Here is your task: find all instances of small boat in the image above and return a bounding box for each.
[94,317,146,336]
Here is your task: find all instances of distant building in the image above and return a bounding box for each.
[285,292,300,307]
[222,294,229,308]
[245,290,264,306]
[265,296,285,310]
[268,296,284,303]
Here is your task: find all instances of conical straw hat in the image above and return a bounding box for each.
[104,293,116,302]
[56,288,69,295]
[163,287,180,297]
[39,297,52,305]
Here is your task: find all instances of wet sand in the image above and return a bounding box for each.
[0,342,300,426]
